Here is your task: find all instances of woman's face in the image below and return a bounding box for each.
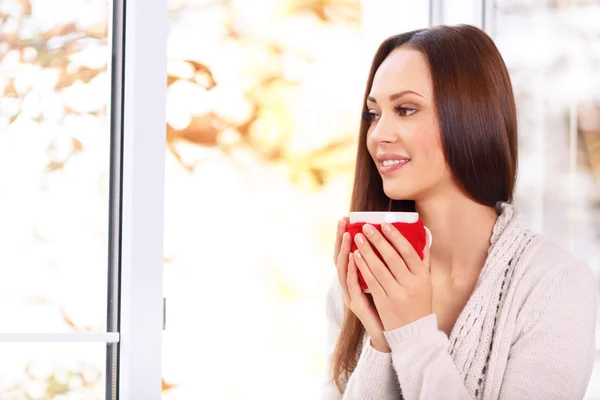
[365,47,453,202]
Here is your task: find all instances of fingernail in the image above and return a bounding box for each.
[382,223,393,233]
[355,234,365,245]
[354,250,363,260]
[363,224,375,235]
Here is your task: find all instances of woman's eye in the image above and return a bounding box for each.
[362,110,380,122]
[395,106,417,117]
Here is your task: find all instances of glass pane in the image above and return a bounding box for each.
[0,1,111,332]
[441,0,482,27]
[490,0,600,398]
[0,342,107,399]
[491,0,600,266]
[161,0,429,398]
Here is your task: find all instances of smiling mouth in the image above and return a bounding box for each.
[382,159,409,167]
[379,159,410,174]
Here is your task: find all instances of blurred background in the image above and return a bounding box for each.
[0,0,599,399]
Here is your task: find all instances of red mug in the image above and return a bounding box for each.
[345,212,432,292]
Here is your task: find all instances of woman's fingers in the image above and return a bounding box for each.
[354,231,403,295]
[346,253,361,298]
[336,232,351,306]
[361,224,412,284]
[346,253,363,299]
[381,223,427,277]
[347,253,389,350]
[333,217,349,265]
[352,248,387,297]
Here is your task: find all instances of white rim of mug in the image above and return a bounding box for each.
[348,211,419,224]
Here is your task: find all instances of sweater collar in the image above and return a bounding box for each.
[490,202,521,248]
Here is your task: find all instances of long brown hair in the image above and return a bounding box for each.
[331,24,518,392]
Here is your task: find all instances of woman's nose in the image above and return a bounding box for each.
[370,117,398,144]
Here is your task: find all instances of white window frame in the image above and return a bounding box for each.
[0,0,167,398]
[118,0,167,398]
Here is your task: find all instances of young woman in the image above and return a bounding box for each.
[324,24,597,399]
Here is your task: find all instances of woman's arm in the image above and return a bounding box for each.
[384,314,472,399]
[497,262,596,399]
[322,278,401,400]
[342,341,400,400]
[382,262,596,400]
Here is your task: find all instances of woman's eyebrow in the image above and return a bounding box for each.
[367,90,424,104]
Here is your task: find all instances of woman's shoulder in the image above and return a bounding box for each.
[497,203,594,289]
[512,232,597,313]
[525,234,594,280]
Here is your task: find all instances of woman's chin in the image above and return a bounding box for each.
[383,188,413,201]
[384,184,427,203]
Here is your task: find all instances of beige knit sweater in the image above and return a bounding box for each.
[323,203,597,399]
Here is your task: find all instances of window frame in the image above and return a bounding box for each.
[116,0,167,398]
[0,0,167,398]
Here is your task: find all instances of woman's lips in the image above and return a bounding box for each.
[379,160,410,174]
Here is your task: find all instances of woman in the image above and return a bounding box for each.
[324,24,597,399]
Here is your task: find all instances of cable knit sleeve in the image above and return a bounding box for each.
[342,340,401,400]
[382,260,597,400]
[384,314,473,399]
[497,262,597,399]
[321,276,401,400]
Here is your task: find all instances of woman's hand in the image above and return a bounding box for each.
[333,217,349,265]
[335,219,390,352]
[352,223,432,332]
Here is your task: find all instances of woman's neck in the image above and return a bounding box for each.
[416,191,499,279]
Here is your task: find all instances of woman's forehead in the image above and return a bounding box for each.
[369,48,432,101]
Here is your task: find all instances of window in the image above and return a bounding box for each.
[0,0,166,398]
[160,1,430,398]
[0,0,115,397]
[485,1,600,397]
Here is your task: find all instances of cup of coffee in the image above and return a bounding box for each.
[345,212,432,293]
